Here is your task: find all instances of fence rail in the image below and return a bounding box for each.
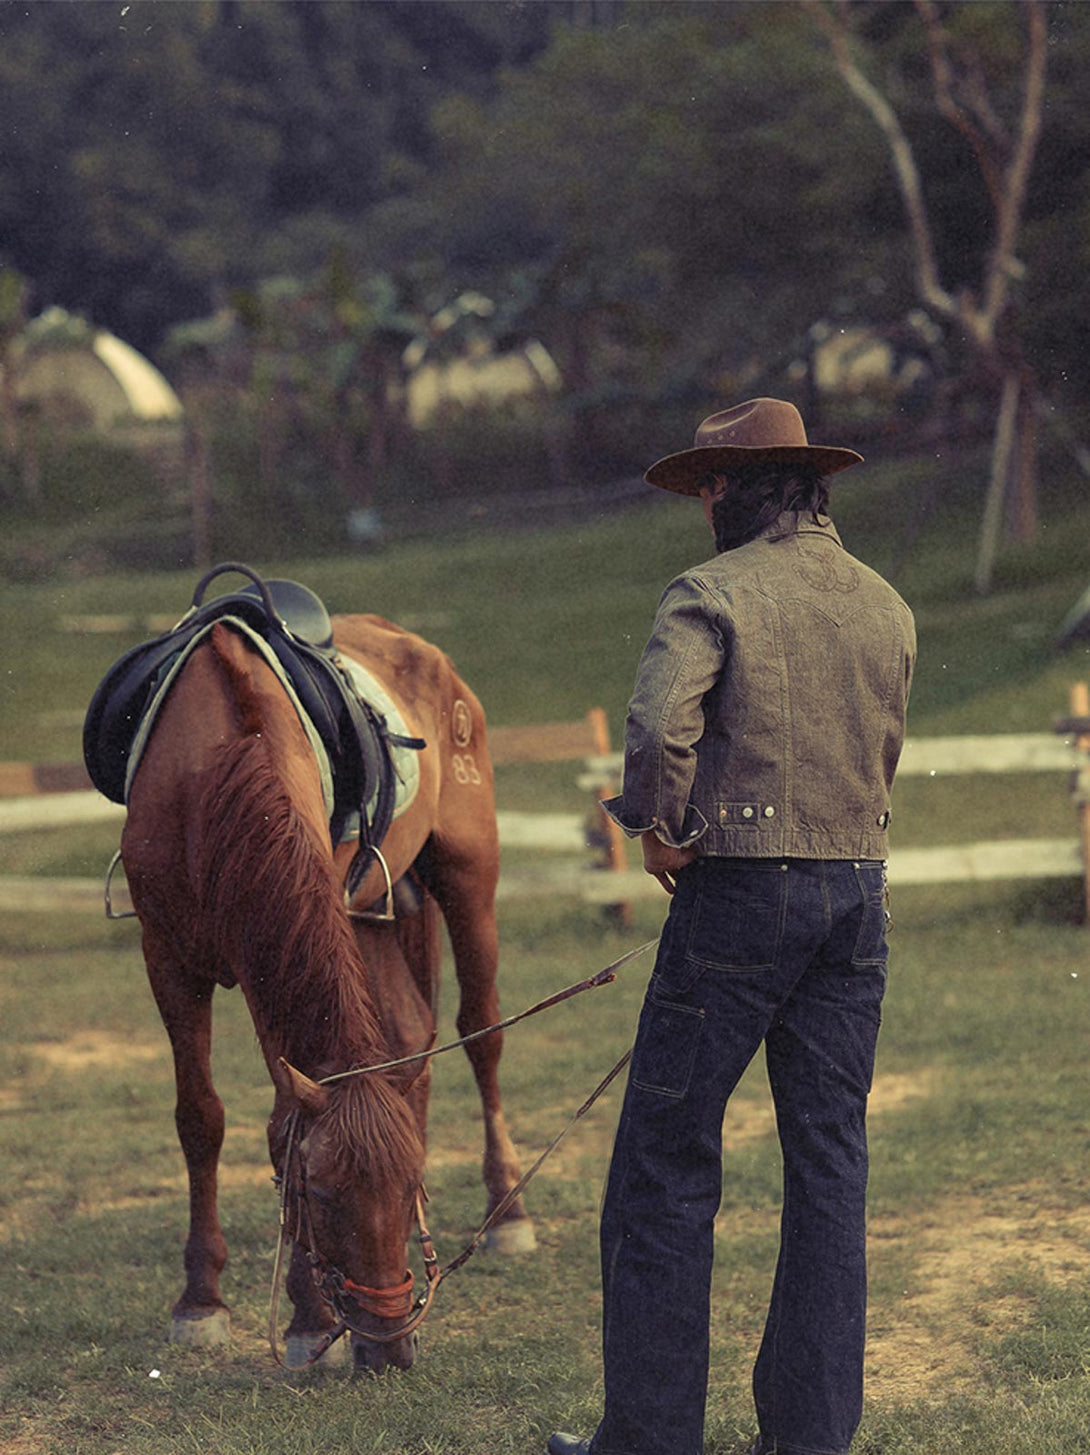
[2,705,1087,917]
[577,732,1079,790]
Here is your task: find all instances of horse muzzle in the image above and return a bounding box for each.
[352,1328,419,1373]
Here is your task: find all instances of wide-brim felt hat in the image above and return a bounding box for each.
[645,397,864,496]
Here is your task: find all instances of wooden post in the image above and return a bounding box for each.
[1071,682,1090,924]
[586,707,631,925]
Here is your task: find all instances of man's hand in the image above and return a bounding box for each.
[640,830,696,895]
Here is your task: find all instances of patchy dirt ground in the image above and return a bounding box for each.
[865,1190,1090,1402]
[716,1067,1090,1402]
[427,1062,1090,1407]
[30,1027,163,1071]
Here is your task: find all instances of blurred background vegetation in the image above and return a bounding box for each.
[0,0,1087,582]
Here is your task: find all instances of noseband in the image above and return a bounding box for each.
[270,1109,440,1366]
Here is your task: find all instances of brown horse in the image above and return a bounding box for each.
[120,613,535,1371]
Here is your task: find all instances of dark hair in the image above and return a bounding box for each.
[705,461,830,553]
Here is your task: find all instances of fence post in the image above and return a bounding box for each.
[586,707,631,925]
[1070,682,1090,924]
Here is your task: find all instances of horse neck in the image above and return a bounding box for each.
[193,641,387,1076]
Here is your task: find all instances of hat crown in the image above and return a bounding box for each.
[643,396,862,495]
[694,398,809,453]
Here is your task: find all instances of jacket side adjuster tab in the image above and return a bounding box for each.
[717,801,770,827]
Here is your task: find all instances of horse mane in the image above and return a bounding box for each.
[316,1073,424,1187]
[196,728,383,1068]
[195,634,397,1038]
[193,662,425,1190]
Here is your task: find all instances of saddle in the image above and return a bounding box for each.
[83,562,424,900]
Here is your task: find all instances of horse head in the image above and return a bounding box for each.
[275,1058,431,1372]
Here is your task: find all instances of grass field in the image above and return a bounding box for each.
[2,446,1089,1454]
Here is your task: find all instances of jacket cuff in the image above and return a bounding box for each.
[600,796,708,849]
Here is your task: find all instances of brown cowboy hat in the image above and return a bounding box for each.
[644,397,863,496]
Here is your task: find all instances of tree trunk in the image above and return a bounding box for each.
[186,419,213,570]
[1010,367,1038,542]
[806,0,1048,593]
[975,370,1019,595]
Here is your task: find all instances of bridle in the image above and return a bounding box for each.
[270,1107,441,1364]
[268,938,658,1367]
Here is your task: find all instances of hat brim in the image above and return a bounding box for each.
[645,444,864,497]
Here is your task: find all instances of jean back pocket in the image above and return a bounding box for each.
[685,861,787,972]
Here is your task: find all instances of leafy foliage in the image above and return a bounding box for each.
[1,1,1089,560]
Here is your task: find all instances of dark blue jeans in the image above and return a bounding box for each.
[590,857,890,1455]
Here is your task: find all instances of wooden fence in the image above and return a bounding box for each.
[2,689,1088,919]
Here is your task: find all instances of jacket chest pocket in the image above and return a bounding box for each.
[686,862,787,972]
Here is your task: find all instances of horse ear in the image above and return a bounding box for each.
[396,1059,430,1097]
[276,1057,331,1117]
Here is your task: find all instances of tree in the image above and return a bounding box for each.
[803,0,1049,592]
[165,263,425,550]
[0,0,558,352]
[417,5,894,476]
[0,269,31,481]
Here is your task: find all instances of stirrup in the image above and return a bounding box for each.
[346,846,396,923]
[104,849,138,921]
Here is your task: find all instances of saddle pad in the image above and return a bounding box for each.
[338,655,421,838]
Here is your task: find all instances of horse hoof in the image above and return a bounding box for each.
[485,1217,537,1255]
[170,1308,231,1347]
[284,1332,351,1369]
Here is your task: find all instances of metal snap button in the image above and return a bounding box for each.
[763,805,775,818]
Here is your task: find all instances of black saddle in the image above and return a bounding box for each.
[83,562,424,895]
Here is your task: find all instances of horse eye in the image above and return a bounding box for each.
[309,1185,336,1210]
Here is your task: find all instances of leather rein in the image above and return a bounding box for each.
[268,938,657,1367]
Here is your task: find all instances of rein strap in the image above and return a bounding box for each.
[318,938,658,1085]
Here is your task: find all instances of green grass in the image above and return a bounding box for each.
[2,444,1090,1453]
[3,440,1090,761]
[1,896,1087,1454]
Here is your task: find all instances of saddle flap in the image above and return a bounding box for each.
[83,634,185,803]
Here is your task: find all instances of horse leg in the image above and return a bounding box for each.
[145,956,232,1346]
[281,1245,351,1369]
[391,877,441,1136]
[421,846,536,1253]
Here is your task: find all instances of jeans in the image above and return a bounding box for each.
[590,857,890,1455]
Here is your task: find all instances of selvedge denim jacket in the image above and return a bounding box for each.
[602,512,916,860]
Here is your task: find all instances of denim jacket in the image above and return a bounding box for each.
[603,513,916,860]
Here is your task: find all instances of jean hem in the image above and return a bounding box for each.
[758,1440,851,1455]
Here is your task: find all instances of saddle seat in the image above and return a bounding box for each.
[83,564,423,899]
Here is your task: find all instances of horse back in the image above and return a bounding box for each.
[332,613,480,764]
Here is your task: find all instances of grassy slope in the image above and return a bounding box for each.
[1,446,1089,1454]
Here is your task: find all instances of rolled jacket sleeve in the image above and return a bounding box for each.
[602,574,724,849]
